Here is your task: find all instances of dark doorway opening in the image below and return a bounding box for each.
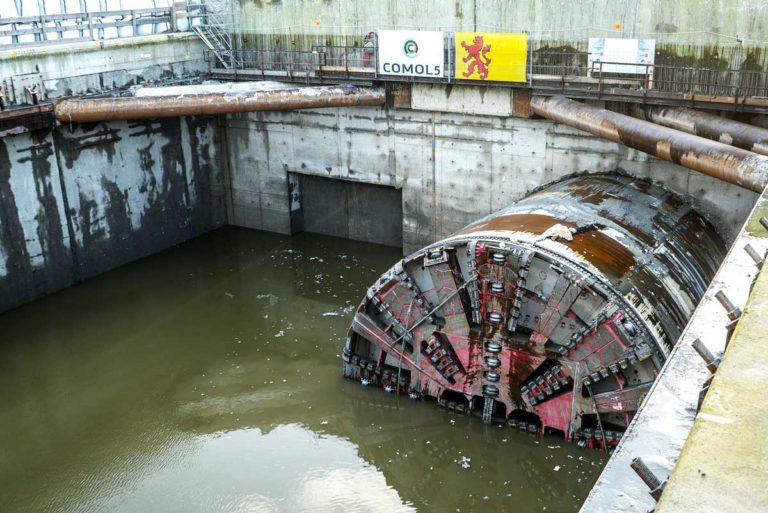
[289,173,403,248]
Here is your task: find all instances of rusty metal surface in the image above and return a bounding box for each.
[460,175,724,347]
[580,181,768,513]
[342,174,725,450]
[647,106,768,156]
[530,96,768,193]
[0,103,55,137]
[53,84,385,123]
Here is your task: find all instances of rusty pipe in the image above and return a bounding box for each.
[54,85,385,123]
[530,96,768,192]
[647,106,768,156]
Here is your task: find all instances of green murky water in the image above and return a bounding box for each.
[0,227,603,513]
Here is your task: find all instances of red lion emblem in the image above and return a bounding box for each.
[461,35,491,79]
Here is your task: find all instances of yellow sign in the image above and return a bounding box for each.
[454,32,528,82]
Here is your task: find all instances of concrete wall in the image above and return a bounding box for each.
[0,116,227,312]
[240,0,768,45]
[0,33,224,313]
[0,33,206,104]
[225,84,757,255]
[0,31,758,311]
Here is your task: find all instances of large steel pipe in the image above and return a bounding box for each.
[342,174,725,447]
[646,105,768,156]
[530,96,768,193]
[54,84,385,123]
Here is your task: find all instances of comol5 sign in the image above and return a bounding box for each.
[377,30,444,77]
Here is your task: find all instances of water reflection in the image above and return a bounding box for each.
[0,228,602,513]
[85,425,416,513]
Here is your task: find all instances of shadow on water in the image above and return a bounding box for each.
[0,227,603,513]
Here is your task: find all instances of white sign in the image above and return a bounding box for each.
[588,38,656,74]
[377,30,444,77]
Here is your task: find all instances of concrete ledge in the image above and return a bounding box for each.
[1,32,206,101]
[0,33,199,61]
[655,194,768,513]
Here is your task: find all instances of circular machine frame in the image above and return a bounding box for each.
[342,174,725,448]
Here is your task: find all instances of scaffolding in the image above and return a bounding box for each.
[187,0,241,69]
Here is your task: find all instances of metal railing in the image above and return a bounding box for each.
[652,66,768,97]
[224,50,321,78]
[206,48,379,81]
[4,10,768,107]
[540,59,768,99]
[205,46,768,100]
[0,2,242,70]
[0,7,197,48]
[311,45,376,70]
[186,0,239,69]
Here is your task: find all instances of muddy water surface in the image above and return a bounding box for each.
[0,227,603,513]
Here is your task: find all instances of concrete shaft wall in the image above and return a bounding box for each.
[225,84,756,254]
[0,30,758,313]
[0,33,225,313]
[1,33,206,102]
[0,82,756,314]
[240,0,768,44]
[0,118,226,313]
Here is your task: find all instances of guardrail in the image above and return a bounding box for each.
[0,4,206,48]
[206,46,768,106]
[4,11,768,109]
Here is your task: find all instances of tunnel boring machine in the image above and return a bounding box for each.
[342,174,726,447]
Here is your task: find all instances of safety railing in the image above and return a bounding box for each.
[652,66,768,97]
[311,45,377,70]
[220,49,321,78]
[0,5,203,48]
[206,46,768,101]
[530,49,589,77]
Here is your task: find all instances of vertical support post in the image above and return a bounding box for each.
[171,3,178,32]
[527,31,533,87]
[39,15,48,41]
[447,32,453,83]
[598,62,604,98]
[87,12,94,41]
[374,32,379,80]
[288,52,293,80]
